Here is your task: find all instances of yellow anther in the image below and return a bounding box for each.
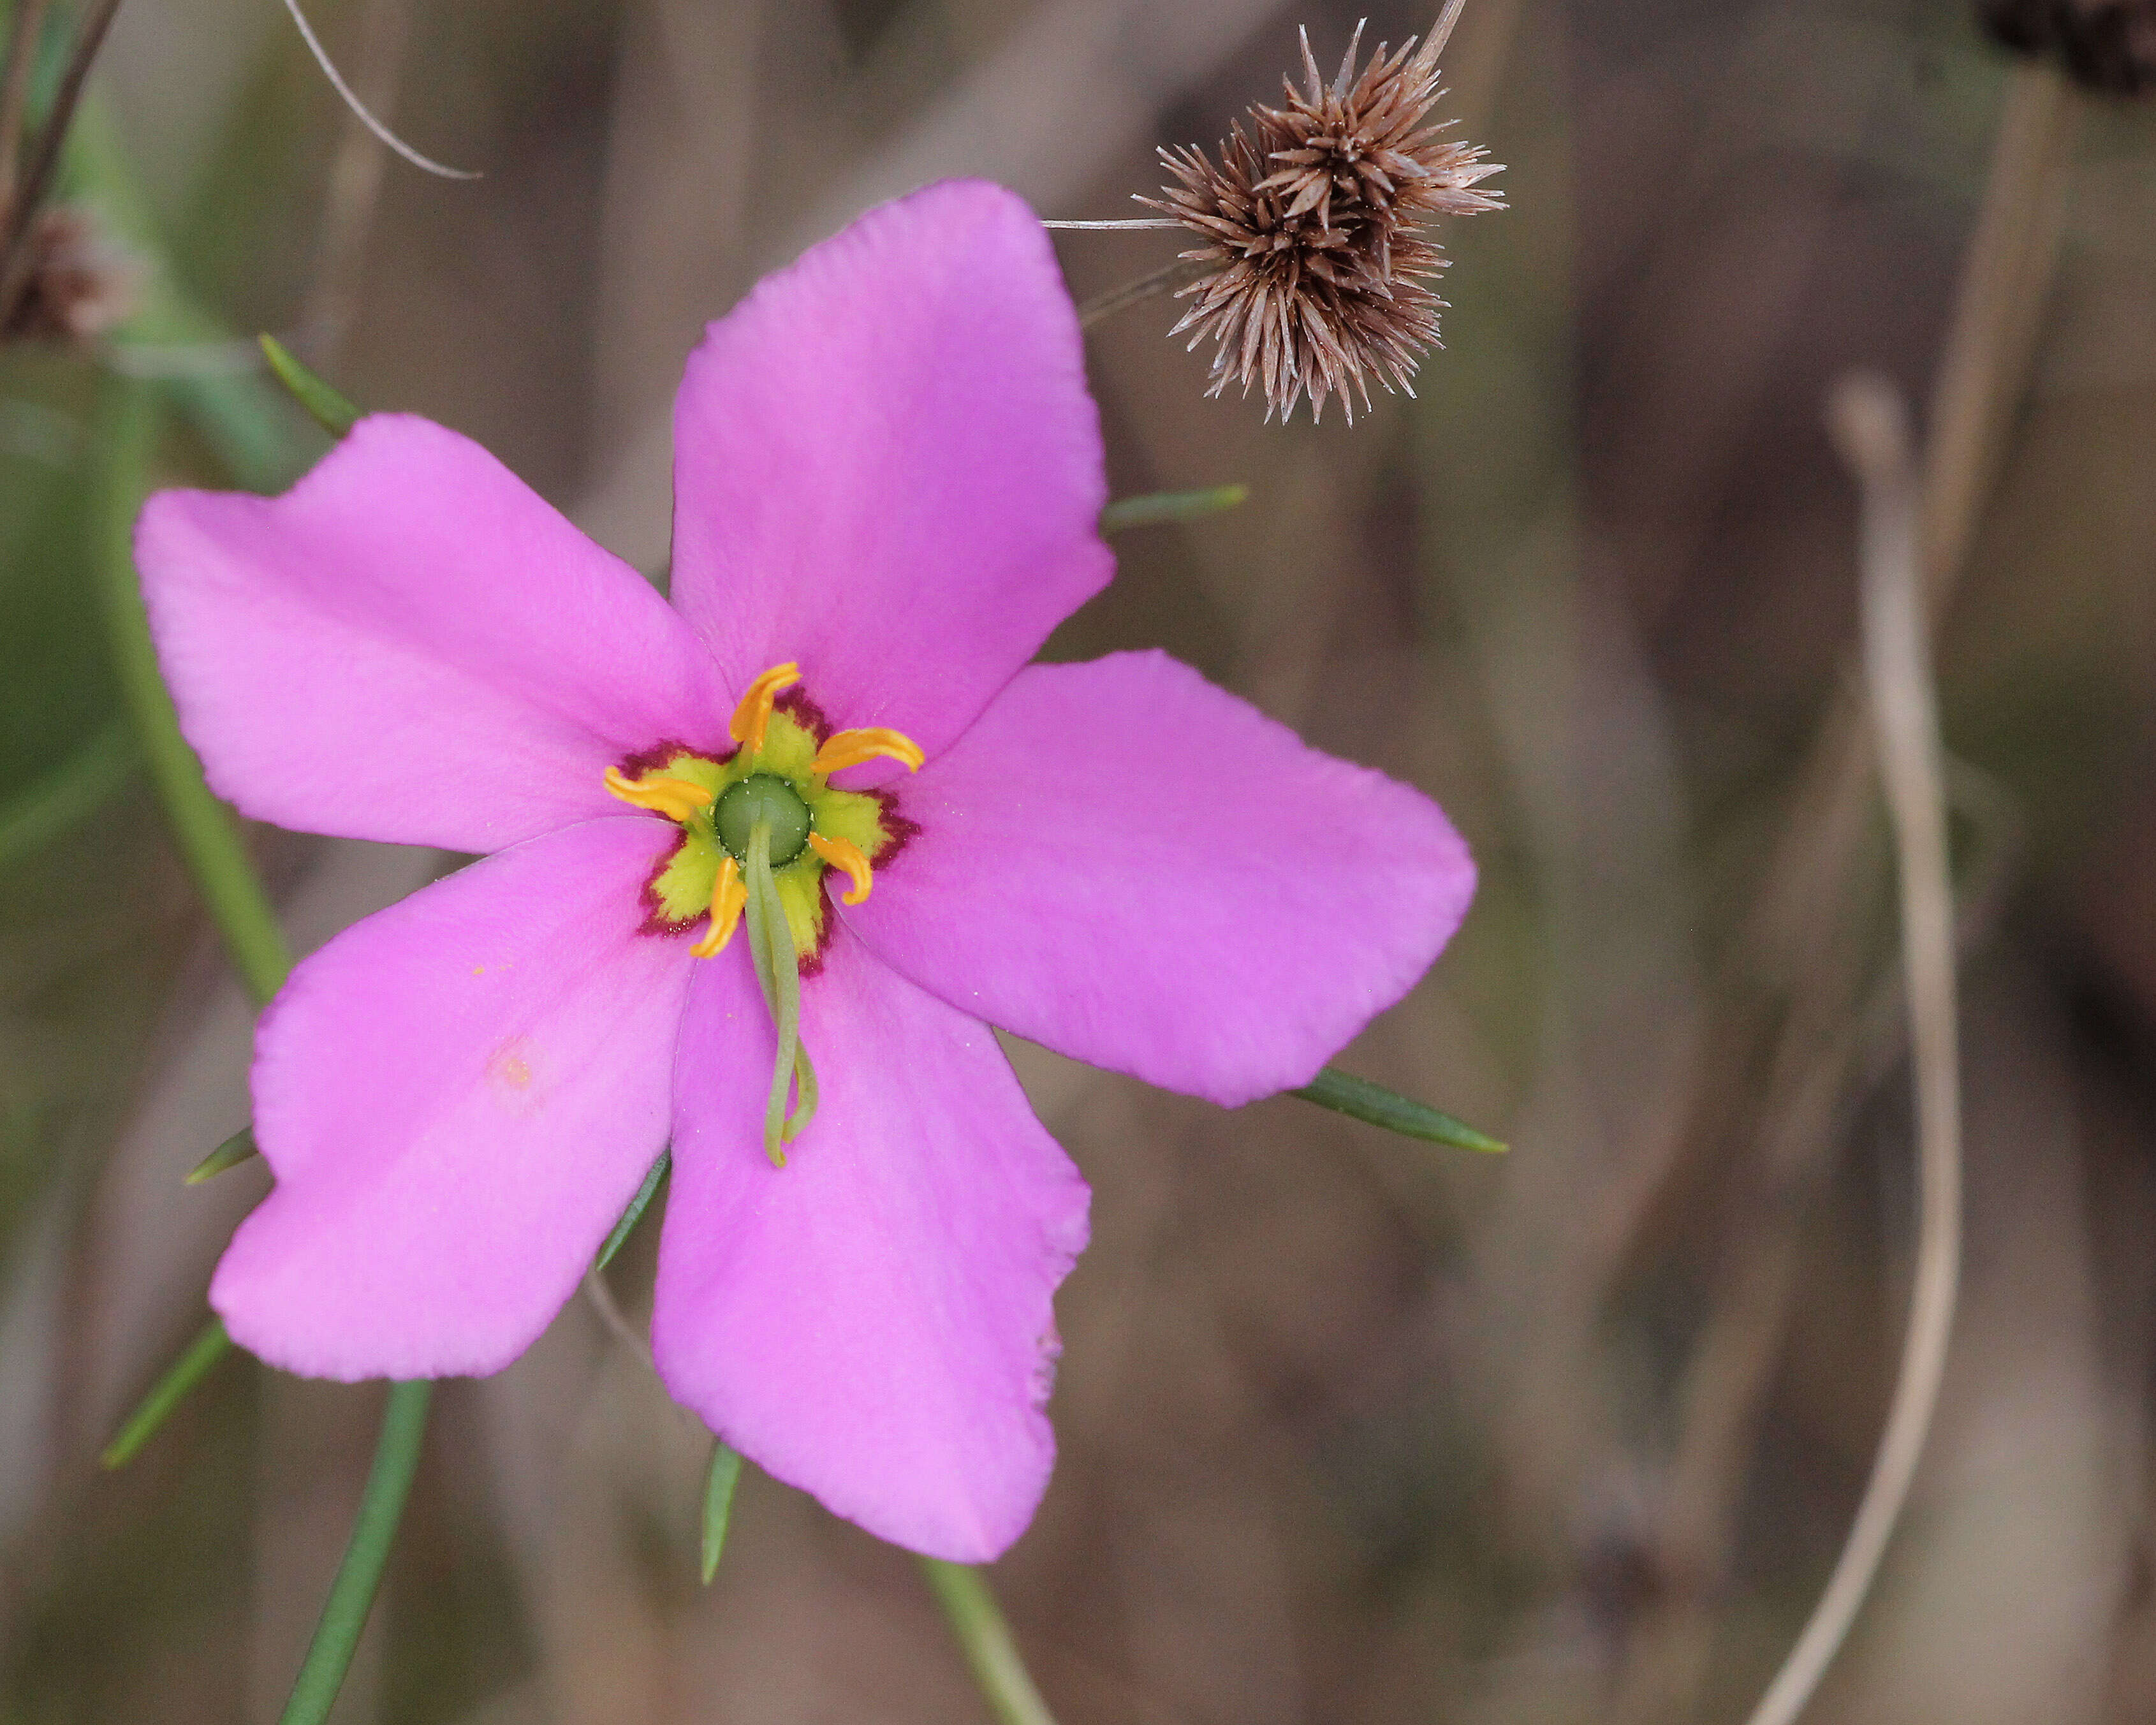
[691,856,746,957]
[605,766,714,824]
[728,662,801,758]
[812,726,925,777]
[807,832,874,905]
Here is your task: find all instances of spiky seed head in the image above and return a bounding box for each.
[1981,0,2156,96]
[1140,16,1503,424]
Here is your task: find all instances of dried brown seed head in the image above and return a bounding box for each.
[1981,0,2156,96]
[3,204,136,345]
[1140,14,1502,424]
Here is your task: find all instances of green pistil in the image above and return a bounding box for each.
[716,774,810,865]
[742,818,818,1167]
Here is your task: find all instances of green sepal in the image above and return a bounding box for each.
[596,1151,670,1270]
[185,1124,259,1185]
[1288,1066,1507,1153]
[1099,483,1249,534]
[100,1316,235,1469]
[700,1441,744,1583]
[259,333,362,438]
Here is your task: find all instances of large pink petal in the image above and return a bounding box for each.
[654,926,1089,1561]
[139,415,733,852]
[213,818,693,1379]
[668,180,1112,763]
[847,651,1476,1106]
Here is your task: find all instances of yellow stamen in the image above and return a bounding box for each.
[807,832,874,904]
[811,726,925,777]
[728,662,801,758]
[691,855,746,957]
[605,766,714,824]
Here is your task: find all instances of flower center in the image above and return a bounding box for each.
[599,663,923,1166]
[715,774,810,867]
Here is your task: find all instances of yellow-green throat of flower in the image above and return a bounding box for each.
[604,662,921,1165]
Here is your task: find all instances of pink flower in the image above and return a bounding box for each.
[136,181,1474,1561]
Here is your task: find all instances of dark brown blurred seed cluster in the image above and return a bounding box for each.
[1981,0,2156,95]
[1143,20,1502,424]
[1,205,133,344]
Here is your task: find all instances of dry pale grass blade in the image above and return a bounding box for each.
[1740,374,1965,1725]
[1918,63,2077,606]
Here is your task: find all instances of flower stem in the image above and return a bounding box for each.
[277,1380,433,1725]
[918,1557,1059,1725]
[92,372,294,1009]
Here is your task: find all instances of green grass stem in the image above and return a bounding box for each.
[276,1381,433,1725]
[919,1558,1058,1725]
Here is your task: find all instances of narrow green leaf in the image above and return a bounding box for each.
[1099,483,1249,534]
[277,1381,432,1725]
[699,1441,743,1583]
[258,333,362,438]
[185,1125,259,1185]
[1288,1066,1507,1153]
[99,1316,234,1468]
[596,1150,670,1270]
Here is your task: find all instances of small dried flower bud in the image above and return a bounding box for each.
[3,204,137,346]
[1981,0,2156,96]
[1141,15,1503,423]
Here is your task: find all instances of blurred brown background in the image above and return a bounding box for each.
[1,0,2153,1719]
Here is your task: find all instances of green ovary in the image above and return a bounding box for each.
[640,708,900,961]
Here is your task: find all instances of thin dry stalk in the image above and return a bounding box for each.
[581,1267,651,1368]
[0,0,51,207]
[297,0,414,362]
[1599,62,2073,1718]
[1918,63,2074,605]
[1076,257,1203,329]
[1739,376,1965,1725]
[279,0,477,180]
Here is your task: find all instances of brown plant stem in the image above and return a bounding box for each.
[1602,61,2075,1722]
[0,0,122,319]
[0,0,52,207]
[1736,375,1965,1725]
